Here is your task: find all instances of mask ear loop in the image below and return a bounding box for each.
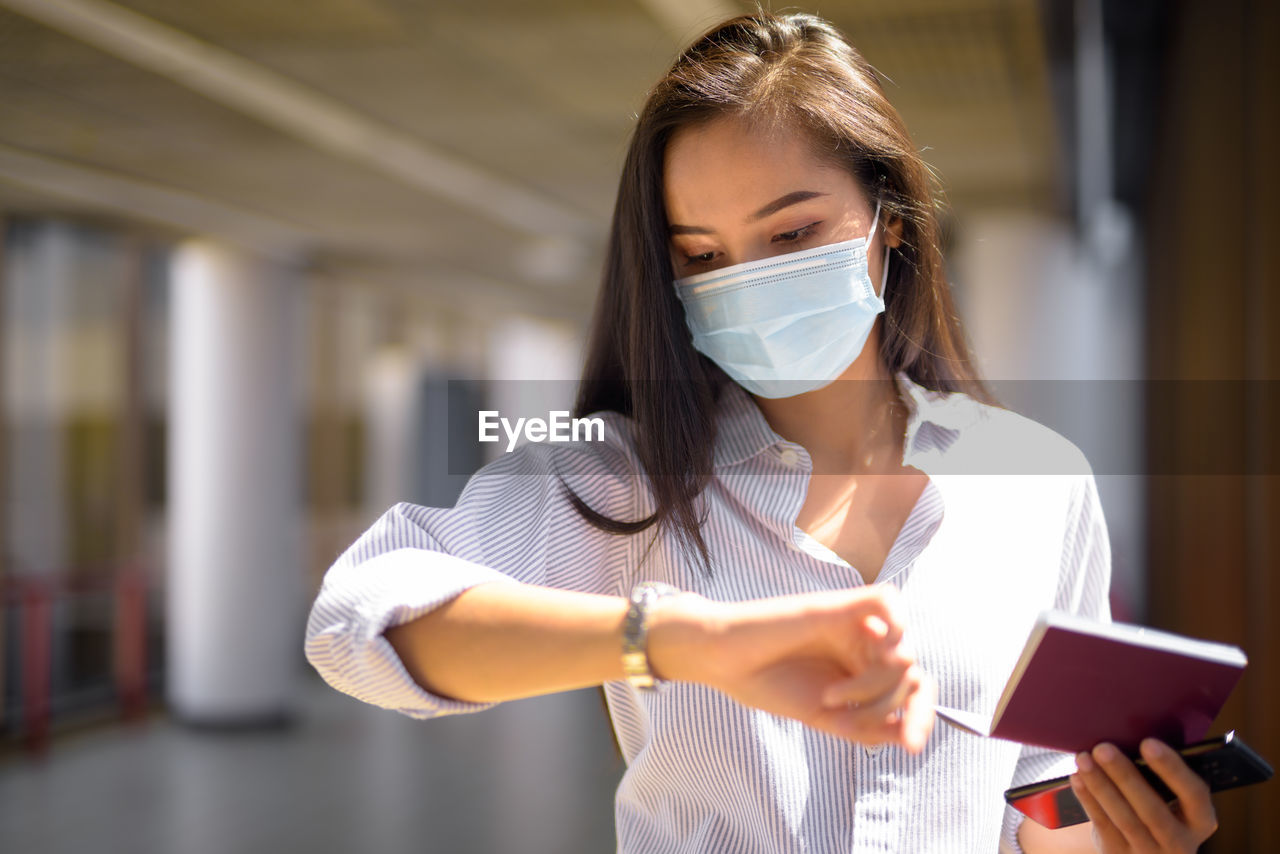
[866,198,883,244]
[867,198,888,298]
[879,243,891,298]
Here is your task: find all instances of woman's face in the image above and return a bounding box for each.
[662,117,900,281]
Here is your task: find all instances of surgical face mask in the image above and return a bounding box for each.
[673,200,890,399]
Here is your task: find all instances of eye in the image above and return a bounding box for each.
[772,222,822,244]
[679,249,719,269]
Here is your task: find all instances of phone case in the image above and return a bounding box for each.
[1005,731,1274,829]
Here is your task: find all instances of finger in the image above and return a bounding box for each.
[820,656,911,707]
[812,699,894,745]
[1139,739,1219,841]
[841,622,907,678]
[870,583,906,639]
[1076,746,1158,849]
[818,698,910,747]
[1070,771,1124,849]
[831,667,934,752]
[846,584,905,640]
[814,663,919,742]
[819,667,936,751]
[897,668,935,753]
[838,663,923,725]
[862,614,894,645]
[1094,740,1198,849]
[823,587,908,674]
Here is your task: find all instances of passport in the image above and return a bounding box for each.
[935,610,1247,755]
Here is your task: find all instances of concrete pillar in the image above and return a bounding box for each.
[483,315,582,464]
[361,345,421,520]
[167,240,302,724]
[3,221,74,578]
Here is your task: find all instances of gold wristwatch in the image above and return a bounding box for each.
[621,581,680,690]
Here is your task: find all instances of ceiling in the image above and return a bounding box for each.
[0,0,1063,321]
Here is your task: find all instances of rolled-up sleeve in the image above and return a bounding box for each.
[1002,472,1113,851]
[304,427,641,719]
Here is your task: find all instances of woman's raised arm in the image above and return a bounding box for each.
[384,580,935,753]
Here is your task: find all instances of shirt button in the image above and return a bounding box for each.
[778,447,800,467]
[864,745,884,759]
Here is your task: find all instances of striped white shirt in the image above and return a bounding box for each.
[305,375,1111,853]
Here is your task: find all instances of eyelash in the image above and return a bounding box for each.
[772,222,820,245]
[681,222,822,268]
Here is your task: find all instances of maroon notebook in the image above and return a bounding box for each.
[935,611,1247,755]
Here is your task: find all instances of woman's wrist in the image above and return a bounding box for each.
[645,592,729,686]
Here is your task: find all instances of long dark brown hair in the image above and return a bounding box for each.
[569,10,989,572]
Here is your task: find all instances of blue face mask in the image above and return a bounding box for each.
[673,200,889,399]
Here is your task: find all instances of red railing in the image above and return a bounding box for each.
[2,568,151,755]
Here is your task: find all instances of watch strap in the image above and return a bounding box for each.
[622,581,680,690]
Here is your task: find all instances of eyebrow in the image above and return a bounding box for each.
[668,190,829,235]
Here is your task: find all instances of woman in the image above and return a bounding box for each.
[306,11,1218,853]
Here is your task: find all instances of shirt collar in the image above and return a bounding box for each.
[712,373,982,471]
[712,382,788,469]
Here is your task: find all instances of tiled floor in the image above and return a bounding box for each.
[0,673,624,853]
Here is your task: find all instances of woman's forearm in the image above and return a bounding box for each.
[382,581,715,704]
[383,580,930,753]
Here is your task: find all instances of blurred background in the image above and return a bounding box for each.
[0,0,1274,851]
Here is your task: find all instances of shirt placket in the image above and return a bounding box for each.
[851,745,903,853]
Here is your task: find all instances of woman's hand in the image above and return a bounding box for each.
[649,584,935,752]
[1070,739,1218,852]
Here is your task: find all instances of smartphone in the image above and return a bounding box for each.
[1005,731,1273,829]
